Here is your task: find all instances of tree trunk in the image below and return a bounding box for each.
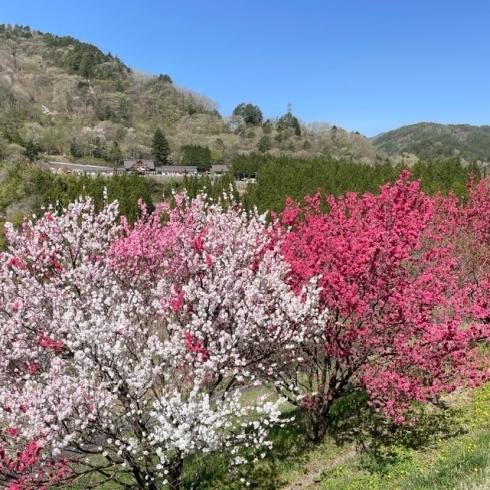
[167,456,183,490]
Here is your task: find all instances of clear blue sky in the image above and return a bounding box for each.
[2,0,489,136]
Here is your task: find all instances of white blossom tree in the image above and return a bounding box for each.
[0,192,323,489]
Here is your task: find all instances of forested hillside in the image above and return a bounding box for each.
[0,23,384,165]
[372,122,490,163]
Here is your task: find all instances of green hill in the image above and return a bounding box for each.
[372,122,490,163]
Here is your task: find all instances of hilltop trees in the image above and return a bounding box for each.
[232,103,263,125]
[277,108,301,135]
[0,24,392,165]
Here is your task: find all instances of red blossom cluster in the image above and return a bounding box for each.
[0,437,70,489]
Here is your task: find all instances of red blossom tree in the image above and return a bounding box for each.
[273,172,490,440]
[434,177,490,324]
[0,435,70,489]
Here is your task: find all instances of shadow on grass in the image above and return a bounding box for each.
[180,393,467,488]
[326,391,467,476]
[180,411,315,490]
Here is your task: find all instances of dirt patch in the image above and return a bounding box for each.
[280,448,356,490]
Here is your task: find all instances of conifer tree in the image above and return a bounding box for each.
[152,127,170,165]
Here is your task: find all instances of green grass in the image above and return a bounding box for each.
[178,383,490,490]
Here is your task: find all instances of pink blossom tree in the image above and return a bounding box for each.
[0,193,322,489]
[273,173,490,441]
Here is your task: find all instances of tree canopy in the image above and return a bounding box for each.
[232,103,263,125]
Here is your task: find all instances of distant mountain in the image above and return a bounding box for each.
[0,24,384,165]
[371,122,490,163]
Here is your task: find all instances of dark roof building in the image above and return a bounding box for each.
[211,164,228,174]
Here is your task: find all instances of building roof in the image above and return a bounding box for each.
[155,166,197,174]
[211,164,228,173]
[123,159,155,171]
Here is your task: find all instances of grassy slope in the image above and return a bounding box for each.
[285,383,490,490]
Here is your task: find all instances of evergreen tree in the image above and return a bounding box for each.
[109,141,123,166]
[257,135,272,153]
[277,109,301,135]
[152,127,170,165]
[181,144,211,171]
[262,119,273,134]
[23,139,39,162]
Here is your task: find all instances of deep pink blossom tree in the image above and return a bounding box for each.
[0,193,322,489]
[274,173,490,441]
[434,177,490,325]
[0,436,70,490]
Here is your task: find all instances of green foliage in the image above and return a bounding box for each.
[25,167,154,222]
[176,385,483,490]
[232,103,264,125]
[262,119,273,134]
[0,24,34,39]
[69,140,84,158]
[157,73,173,83]
[257,135,272,153]
[237,154,482,214]
[411,157,482,196]
[152,127,170,165]
[277,110,301,135]
[231,152,270,179]
[181,144,212,171]
[239,155,400,213]
[44,36,131,81]
[3,129,24,146]
[109,141,123,164]
[23,139,40,162]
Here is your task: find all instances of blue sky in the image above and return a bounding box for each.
[2,0,489,136]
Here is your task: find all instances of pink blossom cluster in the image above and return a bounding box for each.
[0,436,70,489]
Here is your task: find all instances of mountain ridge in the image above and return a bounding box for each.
[0,24,384,165]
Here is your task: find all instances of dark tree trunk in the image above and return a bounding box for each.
[167,456,184,490]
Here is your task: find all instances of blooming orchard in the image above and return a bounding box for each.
[0,176,489,488]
